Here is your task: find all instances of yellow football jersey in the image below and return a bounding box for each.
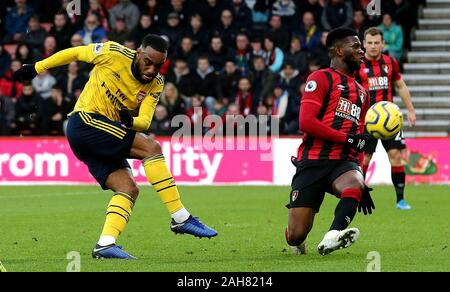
[35,41,163,131]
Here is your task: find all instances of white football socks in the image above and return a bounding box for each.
[172,208,190,223]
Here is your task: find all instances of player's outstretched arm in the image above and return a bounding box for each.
[395,78,416,127]
[14,44,107,82]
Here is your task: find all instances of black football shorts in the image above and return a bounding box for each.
[288,160,362,212]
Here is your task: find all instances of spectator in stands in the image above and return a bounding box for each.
[264,34,284,73]
[223,103,245,136]
[267,15,290,52]
[71,33,84,47]
[160,12,183,48]
[185,14,209,53]
[232,0,253,33]
[77,14,108,45]
[210,98,227,118]
[57,61,88,99]
[0,43,12,78]
[160,82,186,119]
[26,0,60,23]
[234,33,252,76]
[252,0,272,25]
[321,0,353,31]
[217,59,241,102]
[214,9,238,49]
[352,9,370,42]
[42,35,58,59]
[271,0,297,28]
[378,13,403,60]
[284,36,308,74]
[0,59,23,99]
[203,0,231,29]
[384,0,416,50]
[208,35,233,72]
[306,57,321,75]
[311,31,330,69]
[186,95,210,135]
[296,0,323,26]
[294,11,321,53]
[109,0,140,31]
[49,11,74,50]
[278,61,302,98]
[39,85,72,136]
[0,88,16,135]
[4,0,34,44]
[141,0,164,25]
[270,83,289,132]
[165,58,197,101]
[24,15,47,52]
[107,16,129,44]
[32,69,56,99]
[12,81,41,135]
[175,36,199,71]
[130,14,160,46]
[162,0,194,27]
[249,55,275,103]
[234,77,254,116]
[15,44,36,65]
[250,36,267,61]
[193,56,217,111]
[88,0,110,32]
[148,104,174,136]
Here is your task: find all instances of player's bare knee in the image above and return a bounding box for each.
[144,138,162,157]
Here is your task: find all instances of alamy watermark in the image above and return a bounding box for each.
[169,109,280,162]
[366,251,381,272]
[65,0,82,16]
[366,0,381,16]
[66,251,81,272]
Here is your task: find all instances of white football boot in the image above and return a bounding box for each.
[317,228,360,256]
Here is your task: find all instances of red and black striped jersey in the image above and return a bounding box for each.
[298,68,370,161]
[356,54,401,105]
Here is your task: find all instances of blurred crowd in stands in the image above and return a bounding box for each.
[0,0,425,136]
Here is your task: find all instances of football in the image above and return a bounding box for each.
[365,101,404,140]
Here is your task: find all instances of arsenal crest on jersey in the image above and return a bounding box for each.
[136,91,146,102]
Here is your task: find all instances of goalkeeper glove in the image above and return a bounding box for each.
[345,133,371,152]
[13,64,38,82]
[119,109,133,128]
[358,186,375,215]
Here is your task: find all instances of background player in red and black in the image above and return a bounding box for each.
[285,28,375,256]
[357,27,416,210]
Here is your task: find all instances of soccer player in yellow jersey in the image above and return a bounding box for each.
[14,34,218,259]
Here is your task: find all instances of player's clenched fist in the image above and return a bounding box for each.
[13,64,38,82]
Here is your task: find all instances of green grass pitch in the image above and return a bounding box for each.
[0,185,449,272]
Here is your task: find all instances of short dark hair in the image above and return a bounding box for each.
[326,27,358,48]
[141,34,169,53]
